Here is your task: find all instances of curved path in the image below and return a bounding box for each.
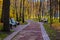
[12,22,43,40]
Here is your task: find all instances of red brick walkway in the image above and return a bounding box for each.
[12,22,43,40]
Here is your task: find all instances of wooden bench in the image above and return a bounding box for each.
[9,18,20,29]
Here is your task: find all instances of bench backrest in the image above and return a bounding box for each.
[9,18,16,24]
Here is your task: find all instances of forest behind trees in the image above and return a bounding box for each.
[0,0,60,31]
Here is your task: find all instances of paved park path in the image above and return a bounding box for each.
[12,21,43,40]
[4,20,50,40]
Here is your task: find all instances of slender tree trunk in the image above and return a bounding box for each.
[41,2,43,18]
[59,0,60,22]
[12,9,15,17]
[38,0,41,22]
[2,0,10,32]
[15,0,18,21]
[28,8,30,19]
[50,0,53,27]
[1,14,3,22]
[19,0,22,21]
[33,1,34,19]
[22,0,25,23]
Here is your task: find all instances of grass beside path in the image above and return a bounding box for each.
[0,25,7,40]
[0,32,8,40]
[44,23,56,40]
[0,23,8,40]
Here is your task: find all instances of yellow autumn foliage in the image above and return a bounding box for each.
[52,23,60,30]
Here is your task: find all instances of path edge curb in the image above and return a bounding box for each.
[38,22,50,40]
[4,23,30,40]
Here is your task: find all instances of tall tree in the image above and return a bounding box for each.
[0,0,3,22]
[22,0,25,23]
[58,0,60,22]
[15,0,19,21]
[41,2,44,18]
[50,0,53,27]
[19,0,22,21]
[54,0,58,19]
[38,0,41,22]
[2,0,10,32]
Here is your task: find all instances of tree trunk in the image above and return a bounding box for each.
[15,0,18,21]
[22,0,25,23]
[19,0,22,21]
[38,0,41,22]
[1,14,4,22]
[2,0,10,32]
[59,0,60,22]
[50,0,53,27]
